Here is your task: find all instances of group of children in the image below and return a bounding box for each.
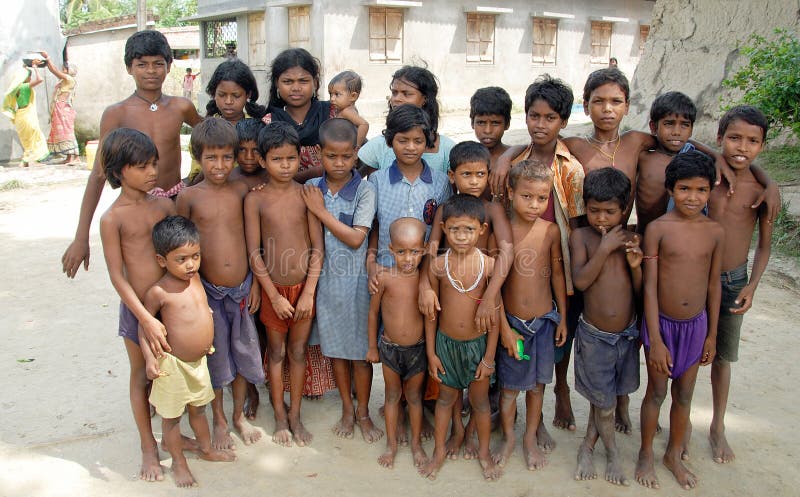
[63,29,779,489]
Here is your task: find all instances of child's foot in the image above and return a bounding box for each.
[289,416,313,447]
[212,422,235,450]
[574,444,596,480]
[244,383,260,421]
[233,416,263,445]
[663,450,698,490]
[417,448,445,480]
[523,436,548,470]
[420,415,435,441]
[161,435,201,454]
[272,419,293,447]
[170,459,197,488]
[536,421,557,453]
[709,429,735,463]
[605,450,630,486]
[332,411,355,439]
[479,453,503,481]
[553,387,576,431]
[463,433,478,460]
[635,449,660,489]
[412,443,429,467]
[378,446,397,469]
[198,446,237,462]
[445,427,465,460]
[356,415,384,443]
[615,406,633,434]
[491,437,515,467]
[139,447,164,482]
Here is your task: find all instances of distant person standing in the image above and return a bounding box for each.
[183,68,200,100]
[40,51,80,166]
[2,61,50,167]
[608,57,618,68]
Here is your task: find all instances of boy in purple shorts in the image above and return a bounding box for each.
[637,151,723,491]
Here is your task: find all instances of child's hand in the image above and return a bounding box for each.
[475,299,497,333]
[365,347,380,364]
[300,184,326,217]
[717,156,737,195]
[625,236,643,268]
[428,355,445,383]
[500,325,521,360]
[142,316,171,357]
[700,336,716,366]
[648,341,673,376]
[294,293,314,322]
[247,283,261,314]
[367,263,382,295]
[474,358,494,381]
[489,155,512,198]
[145,360,162,381]
[418,288,441,321]
[270,294,295,320]
[554,321,567,347]
[598,225,628,254]
[730,284,755,315]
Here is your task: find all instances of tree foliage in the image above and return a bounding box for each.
[60,0,197,29]
[723,29,800,139]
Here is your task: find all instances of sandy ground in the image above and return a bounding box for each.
[1,113,799,497]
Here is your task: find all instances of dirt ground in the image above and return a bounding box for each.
[1,114,799,496]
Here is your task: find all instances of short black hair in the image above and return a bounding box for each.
[441,193,486,225]
[391,65,440,134]
[235,118,265,146]
[329,70,362,94]
[383,104,435,149]
[583,167,631,210]
[152,215,200,256]
[124,30,172,67]
[664,150,716,191]
[508,158,553,189]
[268,48,321,107]
[258,121,301,156]
[319,118,358,148]
[583,68,630,103]
[449,141,490,172]
[649,91,697,124]
[470,86,512,125]
[101,128,158,189]
[525,74,574,120]
[718,105,769,141]
[190,117,239,161]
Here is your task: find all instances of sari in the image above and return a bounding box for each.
[47,75,78,155]
[3,69,49,163]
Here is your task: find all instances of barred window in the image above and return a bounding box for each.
[466,13,495,64]
[204,19,237,58]
[369,7,402,63]
[532,17,558,66]
[590,21,612,64]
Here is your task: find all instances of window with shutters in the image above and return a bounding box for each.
[249,13,266,67]
[590,21,612,64]
[369,7,403,63]
[639,24,650,56]
[466,13,495,64]
[289,6,310,50]
[532,17,557,66]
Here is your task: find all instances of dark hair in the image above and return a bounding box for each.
[718,105,769,141]
[449,141,490,171]
[205,59,266,119]
[235,118,265,146]
[383,104,435,148]
[101,128,158,189]
[190,117,239,161]
[319,118,358,148]
[664,150,716,191]
[268,48,321,107]
[583,68,630,103]
[186,68,192,73]
[258,121,301,156]
[152,215,200,256]
[124,30,172,67]
[391,65,440,135]
[525,74,574,120]
[470,86,512,124]
[441,193,486,225]
[329,70,362,94]
[649,91,697,124]
[508,158,553,189]
[583,167,631,209]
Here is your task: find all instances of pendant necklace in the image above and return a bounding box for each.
[133,91,162,112]
[585,134,621,168]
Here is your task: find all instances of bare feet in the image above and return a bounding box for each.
[709,429,735,464]
[233,417,263,445]
[212,422,235,450]
[332,411,355,439]
[615,406,633,434]
[635,449,660,489]
[272,419,293,447]
[378,446,397,469]
[491,437,515,467]
[198,447,237,462]
[445,427,465,460]
[412,443,429,468]
[663,450,698,490]
[139,447,164,482]
[523,436,548,470]
[479,454,503,481]
[244,383,260,421]
[161,435,201,454]
[605,450,630,486]
[290,416,313,447]
[536,421,557,453]
[574,444,596,480]
[553,388,576,431]
[417,448,445,480]
[356,415,384,444]
[170,459,197,488]
[420,415,435,442]
[463,433,478,460]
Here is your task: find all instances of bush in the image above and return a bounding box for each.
[722,29,800,140]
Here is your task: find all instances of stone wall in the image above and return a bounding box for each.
[628,0,800,144]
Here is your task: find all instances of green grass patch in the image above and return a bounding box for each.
[759,145,800,184]
[773,200,800,260]
[0,179,24,191]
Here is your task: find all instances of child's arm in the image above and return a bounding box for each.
[548,224,568,347]
[295,210,324,321]
[425,259,445,382]
[418,207,443,320]
[733,206,773,315]
[337,107,369,147]
[570,226,628,291]
[300,183,368,249]
[625,233,644,297]
[475,203,513,333]
[475,259,499,380]
[498,304,521,360]
[702,225,724,366]
[642,224,671,375]
[749,165,781,223]
[488,145,527,198]
[366,274,385,364]
[366,218,381,294]
[138,287,166,380]
[180,98,203,127]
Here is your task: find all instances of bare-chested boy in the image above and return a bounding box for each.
[63,30,202,280]
[176,117,266,449]
[140,216,235,487]
[636,150,723,490]
[367,218,429,469]
[493,159,567,472]
[245,121,324,447]
[571,168,643,486]
[707,106,773,465]
[470,87,512,180]
[419,194,502,482]
[98,128,176,481]
[229,118,269,191]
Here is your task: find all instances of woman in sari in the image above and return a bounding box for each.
[2,63,50,167]
[41,51,80,166]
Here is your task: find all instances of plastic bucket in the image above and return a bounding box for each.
[85,140,99,170]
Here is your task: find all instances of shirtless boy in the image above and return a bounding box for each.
[470,87,512,176]
[367,218,429,469]
[419,194,502,482]
[571,168,643,486]
[327,70,369,146]
[636,151,723,490]
[98,128,176,481]
[177,117,266,449]
[63,30,202,279]
[141,216,235,487]
[245,121,324,447]
[229,118,269,191]
[493,159,567,472]
[707,106,773,464]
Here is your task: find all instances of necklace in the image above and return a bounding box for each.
[585,134,621,168]
[133,91,162,112]
[444,248,485,294]
[586,134,619,145]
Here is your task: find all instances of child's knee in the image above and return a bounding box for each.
[469,394,491,414]
[436,388,458,407]
[596,406,615,421]
[267,345,286,363]
[287,343,306,364]
[385,386,403,405]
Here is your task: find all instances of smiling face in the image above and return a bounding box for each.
[526,99,567,148]
[472,113,508,150]
[260,143,300,183]
[442,215,485,254]
[391,127,426,168]
[389,78,425,109]
[651,113,693,153]
[320,140,357,183]
[586,198,624,234]
[277,66,315,109]
[584,83,629,132]
[718,119,765,171]
[508,178,552,223]
[214,80,249,122]
[199,145,236,185]
[668,176,712,218]
[158,242,202,281]
[126,55,169,92]
[120,158,158,192]
[448,161,489,197]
